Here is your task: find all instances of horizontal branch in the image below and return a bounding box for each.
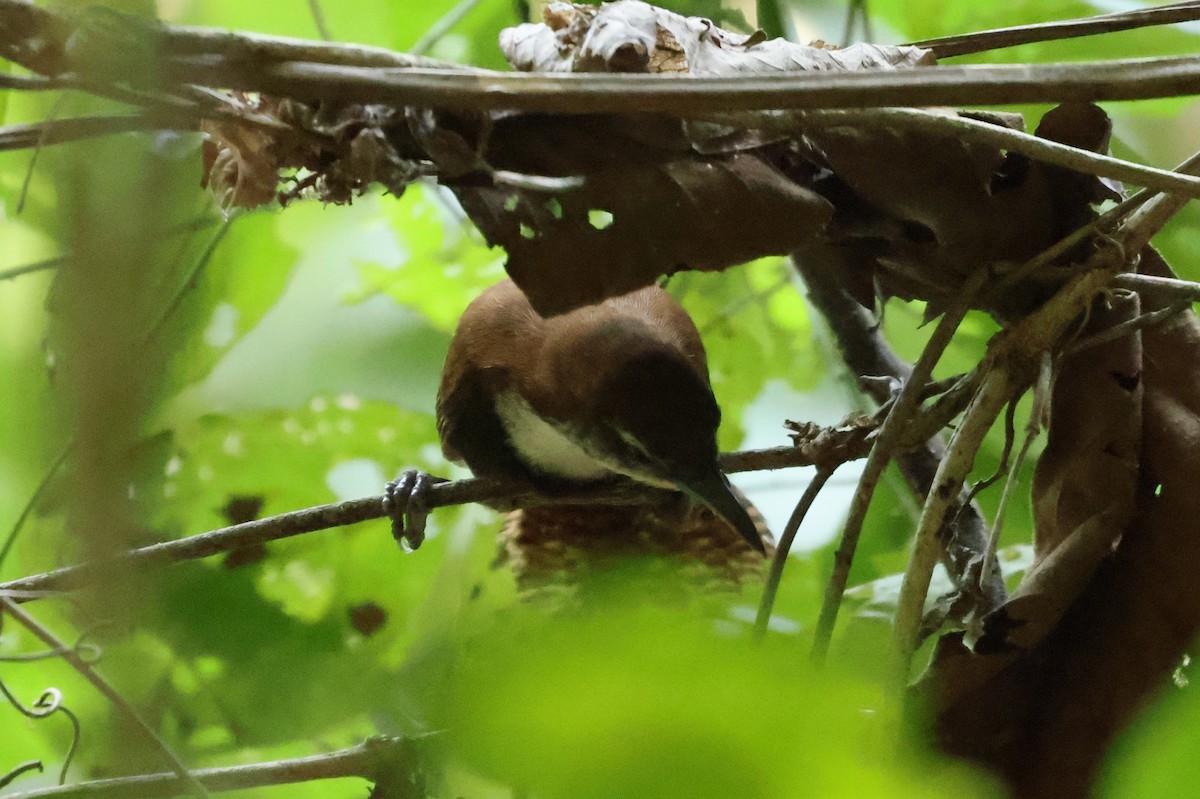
[3,735,418,799]
[7,0,1200,117]
[0,115,198,152]
[160,24,470,72]
[0,445,834,597]
[159,55,1200,114]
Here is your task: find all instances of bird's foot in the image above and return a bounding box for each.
[383,470,447,552]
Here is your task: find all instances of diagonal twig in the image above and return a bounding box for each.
[1065,299,1192,354]
[410,0,488,56]
[0,256,66,282]
[0,444,72,572]
[810,268,989,664]
[305,0,332,42]
[0,598,208,798]
[755,467,837,638]
[913,1,1200,59]
[887,249,1129,694]
[978,354,1053,587]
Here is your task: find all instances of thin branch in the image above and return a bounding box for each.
[0,443,71,571]
[159,24,464,70]
[0,444,848,597]
[913,1,1200,59]
[0,116,199,152]
[0,72,203,115]
[2,735,421,799]
[959,400,1017,509]
[978,355,1052,586]
[410,0,487,56]
[0,598,208,799]
[143,215,238,342]
[15,92,67,213]
[305,0,332,42]
[841,0,875,45]
[0,74,64,90]
[1121,162,1200,253]
[0,256,66,282]
[1,762,44,790]
[0,0,462,72]
[811,268,987,665]
[9,0,1200,115]
[754,467,836,638]
[1065,299,1192,354]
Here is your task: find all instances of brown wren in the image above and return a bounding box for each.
[420,278,766,555]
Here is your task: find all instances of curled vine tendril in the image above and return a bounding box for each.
[0,679,81,785]
[0,760,43,789]
[0,617,104,664]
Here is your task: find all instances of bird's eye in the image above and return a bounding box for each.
[615,428,663,469]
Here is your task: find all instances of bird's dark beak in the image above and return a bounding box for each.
[677,471,767,555]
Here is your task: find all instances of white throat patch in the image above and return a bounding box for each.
[494,391,613,481]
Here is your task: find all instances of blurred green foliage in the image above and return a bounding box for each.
[0,0,1198,797]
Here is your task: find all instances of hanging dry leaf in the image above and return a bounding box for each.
[916,250,1200,798]
[457,146,832,315]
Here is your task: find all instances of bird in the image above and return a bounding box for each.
[421,278,769,565]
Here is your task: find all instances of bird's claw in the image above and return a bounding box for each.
[383,470,446,552]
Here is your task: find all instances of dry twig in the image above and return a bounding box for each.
[811,269,987,664]
[0,443,848,597]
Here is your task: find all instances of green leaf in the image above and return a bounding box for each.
[447,597,999,798]
[355,184,506,332]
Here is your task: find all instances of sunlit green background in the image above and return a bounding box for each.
[1,1,1198,796]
